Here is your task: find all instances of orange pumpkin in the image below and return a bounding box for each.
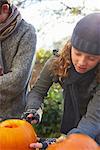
[0,119,37,150]
[47,134,99,150]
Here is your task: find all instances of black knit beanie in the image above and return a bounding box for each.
[71,13,100,55]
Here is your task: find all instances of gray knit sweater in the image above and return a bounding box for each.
[0,19,36,118]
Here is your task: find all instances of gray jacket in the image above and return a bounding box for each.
[0,19,36,118]
[26,56,100,143]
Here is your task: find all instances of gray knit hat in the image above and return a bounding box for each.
[71,13,100,55]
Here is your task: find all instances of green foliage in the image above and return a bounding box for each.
[70,7,81,15]
[36,48,52,65]
[35,83,63,138]
[34,48,63,138]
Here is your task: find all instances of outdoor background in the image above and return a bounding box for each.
[13,0,100,138]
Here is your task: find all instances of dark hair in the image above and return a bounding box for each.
[0,0,9,6]
[0,0,11,12]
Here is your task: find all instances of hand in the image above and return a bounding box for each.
[56,134,66,142]
[21,108,43,124]
[26,113,40,124]
[30,137,56,149]
[29,135,66,149]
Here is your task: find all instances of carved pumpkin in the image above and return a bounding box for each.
[0,119,37,150]
[47,134,99,150]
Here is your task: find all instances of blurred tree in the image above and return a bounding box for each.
[13,0,86,16]
[13,0,42,7]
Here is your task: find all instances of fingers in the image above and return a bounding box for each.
[27,114,33,118]
[21,108,42,124]
[26,113,38,124]
[31,120,38,124]
[56,134,66,143]
[29,138,57,149]
[30,142,43,149]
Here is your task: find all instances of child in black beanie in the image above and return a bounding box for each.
[22,13,100,148]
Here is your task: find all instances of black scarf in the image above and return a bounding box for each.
[60,64,97,134]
